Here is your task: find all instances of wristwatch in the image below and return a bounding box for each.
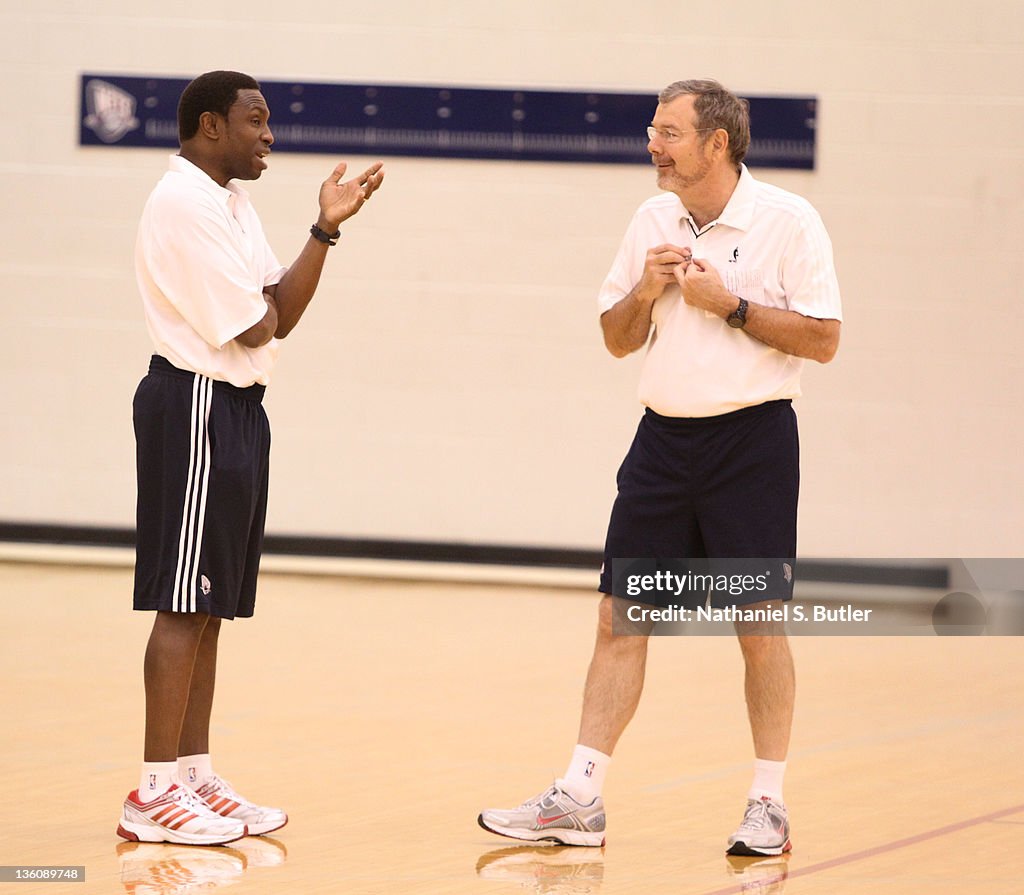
[727,297,748,329]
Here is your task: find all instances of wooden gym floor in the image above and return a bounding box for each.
[0,560,1020,894]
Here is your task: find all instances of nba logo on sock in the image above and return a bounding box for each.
[187,766,197,783]
[584,761,595,778]
[148,774,157,790]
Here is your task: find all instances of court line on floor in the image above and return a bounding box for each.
[701,802,1024,895]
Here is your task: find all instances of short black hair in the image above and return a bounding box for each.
[177,70,261,143]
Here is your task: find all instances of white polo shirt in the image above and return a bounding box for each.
[598,165,842,417]
[135,155,287,387]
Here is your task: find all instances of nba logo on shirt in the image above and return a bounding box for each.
[584,761,595,778]
[187,766,197,783]
[148,774,157,791]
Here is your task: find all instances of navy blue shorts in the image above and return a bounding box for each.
[599,400,799,607]
[133,356,270,620]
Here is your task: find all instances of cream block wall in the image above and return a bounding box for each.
[1,1,1022,556]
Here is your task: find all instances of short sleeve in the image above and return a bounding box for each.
[141,189,269,349]
[597,211,644,315]
[781,207,843,322]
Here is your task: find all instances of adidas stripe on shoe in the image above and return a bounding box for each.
[190,775,287,836]
[117,783,247,846]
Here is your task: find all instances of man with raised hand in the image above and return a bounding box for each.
[118,70,383,846]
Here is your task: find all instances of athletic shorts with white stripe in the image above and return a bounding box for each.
[133,355,270,620]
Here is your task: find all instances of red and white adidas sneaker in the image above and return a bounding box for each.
[117,783,247,846]
[190,775,288,836]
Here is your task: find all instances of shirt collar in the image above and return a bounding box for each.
[167,154,251,210]
[679,164,758,234]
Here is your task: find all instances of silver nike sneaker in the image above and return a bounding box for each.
[726,796,792,856]
[478,783,606,847]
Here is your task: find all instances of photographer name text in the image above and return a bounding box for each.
[625,603,872,623]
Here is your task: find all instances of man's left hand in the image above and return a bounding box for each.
[318,161,385,230]
[674,258,735,317]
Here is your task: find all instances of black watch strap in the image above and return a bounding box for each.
[310,223,341,246]
[727,297,748,329]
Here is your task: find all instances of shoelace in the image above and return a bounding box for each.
[169,784,221,819]
[520,785,563,809]
[202,775,250,805]
[738,799,771,831]
[203,775,232,795]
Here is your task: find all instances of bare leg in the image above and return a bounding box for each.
[142,611,214,762]
[178,616,221,757]
[735,605,795,760]
[577,596,650,754]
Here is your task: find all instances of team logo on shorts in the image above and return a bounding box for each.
[200,575,212,595]
[82,79,140,144]
[584,761,595,778]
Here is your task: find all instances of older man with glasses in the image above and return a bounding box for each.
[479,78,842,856]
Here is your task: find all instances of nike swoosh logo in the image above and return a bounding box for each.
[536,812,571,826]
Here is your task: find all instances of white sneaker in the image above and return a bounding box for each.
[117,783,246,846]
[726,796,792,856]
[190,775,287,836]
[478,784,606,847]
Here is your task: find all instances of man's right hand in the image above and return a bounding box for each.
[635,244,692,304]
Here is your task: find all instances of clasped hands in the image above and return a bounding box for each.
[640,243,735,317]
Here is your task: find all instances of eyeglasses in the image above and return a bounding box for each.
[646,126,717,144]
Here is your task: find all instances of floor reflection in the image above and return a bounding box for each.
[476,844,604,894]
[725,852,790,894]
[116,836,287,894]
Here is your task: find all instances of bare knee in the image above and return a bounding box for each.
[736,628,791,667]
[150,611,216,644]
[596,596,651,648]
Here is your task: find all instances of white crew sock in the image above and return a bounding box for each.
[747,758,787,803]
[178,753,214,788]
[137,761,177,803]
[557,744,611,805]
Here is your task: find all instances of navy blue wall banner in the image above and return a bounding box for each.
[80,74,816,169]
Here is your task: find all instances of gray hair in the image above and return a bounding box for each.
[658,79,750,167]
